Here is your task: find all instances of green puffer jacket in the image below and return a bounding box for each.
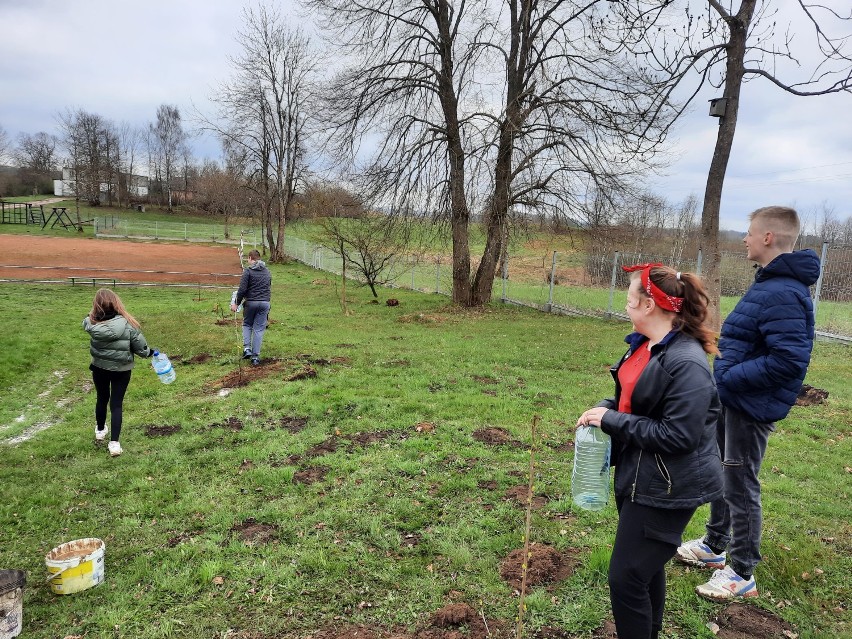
[83,315,151,371]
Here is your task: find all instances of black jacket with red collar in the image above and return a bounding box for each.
[597,330,723,510]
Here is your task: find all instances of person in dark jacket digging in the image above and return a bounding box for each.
[577,263,723,639]
[231,249,272,366]
[83,289,152,457]
[677,206,820,601]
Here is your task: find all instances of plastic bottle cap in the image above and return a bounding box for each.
[153,350,160,356]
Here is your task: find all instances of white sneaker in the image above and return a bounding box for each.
[695,566,758,601]
[95,427,106,442]
[108,441,123,457]
[676,538,726,569]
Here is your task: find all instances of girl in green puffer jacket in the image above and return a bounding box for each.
[82,289,152,457]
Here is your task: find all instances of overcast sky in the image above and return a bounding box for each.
[2,0,850,232]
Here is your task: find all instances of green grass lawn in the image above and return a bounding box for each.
[1,255,851,639]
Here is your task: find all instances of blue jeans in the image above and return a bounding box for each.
[242,300,270,357]
[704,406,774,578]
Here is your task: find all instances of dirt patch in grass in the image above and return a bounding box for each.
[796,383,829,406]
[710,603,797,638]
[238,459,255,473]
[230,518,278,544]
[472,375,499,385]
[505,485,548,509]
[414,422,436,433]
[349,430,395,447]
[294,465,328,485]
[306,437,338,458]
[208,360,318,389]
[211,417,244,431]
[591,620,618,639]
[472,427,522,448]
[277,416,309,433]
[144,424,182,437]
[186,353,213,364]
[478,480,499,491]
[166,530,203,548]
[500,544,579,592]
[401,532,423,549]
[398,312,451,324]
[549,439,575,452]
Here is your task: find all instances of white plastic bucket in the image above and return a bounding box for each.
[0,569,26,639]
[45,538,105,595]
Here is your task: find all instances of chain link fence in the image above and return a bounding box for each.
[284,235,851,342]
[92,217,851,341]
[95,216,260,246]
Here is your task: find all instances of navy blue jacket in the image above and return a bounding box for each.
[714,250,819,423]
[599,331,723,510]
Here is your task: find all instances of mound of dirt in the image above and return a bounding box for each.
[144,424,182,437]
[349,431,395,447]
[712,603,797,639]
[472,427,522,448]
[211,417,244,431]
[500,544,578,592]
[278,416,309,432]
[796,384,829,406]
[186,353,213,364]
[294,466,328,485]
[231,518,278,544]
[504,485,548,509]
[306,438,338,458]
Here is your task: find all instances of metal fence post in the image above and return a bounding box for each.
[813,241,829,322]
[545,251,557,312]
[606,251,620,317]
[411,259,416,290]
[696,249,703,277]
[435,261,440,294]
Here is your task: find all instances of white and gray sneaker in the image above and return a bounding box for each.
[108,441,123,457]
[675,538,726,569]
[95,426,106,442]
[696,566,758,601]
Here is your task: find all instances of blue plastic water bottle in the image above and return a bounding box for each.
[151,350,176,384]
[571,426,611,510]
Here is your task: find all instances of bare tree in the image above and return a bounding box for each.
[195,152,247,239]
[320,213,411,298]
[644,0,852,326]
[57,110,119,209]
[117,123,144,206]
[815,201,842,244]
[14,131,58,173]
[308,0,679,306]
[0,124,12,165]
[149,104,188,211]
[202,4,318,262]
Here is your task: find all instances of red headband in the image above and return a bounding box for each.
[622,262,683,313]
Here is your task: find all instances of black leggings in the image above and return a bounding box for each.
[609,498,696,639]
[91,366,132,442]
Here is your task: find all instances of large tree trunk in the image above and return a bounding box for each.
[701,0,756,330]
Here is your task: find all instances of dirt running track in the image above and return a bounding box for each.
[0,234,242,286]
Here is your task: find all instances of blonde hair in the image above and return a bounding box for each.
[750,206,799,251]
[89,288,141,329]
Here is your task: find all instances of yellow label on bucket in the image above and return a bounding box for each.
[49,560,94,580]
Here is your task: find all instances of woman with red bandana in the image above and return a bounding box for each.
[577,264,723,639]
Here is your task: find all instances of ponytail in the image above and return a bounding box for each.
[647,267,718,355]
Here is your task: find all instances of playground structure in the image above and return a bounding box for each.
[0,201,89,231]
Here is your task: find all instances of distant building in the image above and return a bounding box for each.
[54,167,149,201]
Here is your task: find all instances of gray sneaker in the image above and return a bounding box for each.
[675,538,726,569]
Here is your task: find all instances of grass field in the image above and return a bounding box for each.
[0,261,850,639]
